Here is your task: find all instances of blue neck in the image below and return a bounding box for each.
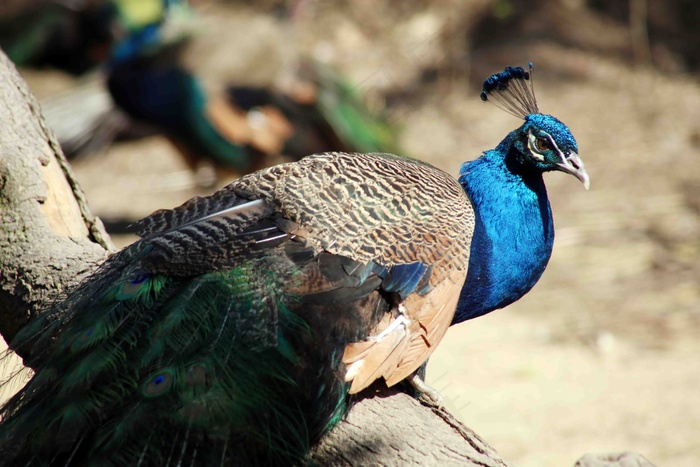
[453,134,554,324]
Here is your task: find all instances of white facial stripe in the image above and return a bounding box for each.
[545,133,566,163]
[541,130,568,164]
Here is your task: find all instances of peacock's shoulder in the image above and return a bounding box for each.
[231,151,476,276]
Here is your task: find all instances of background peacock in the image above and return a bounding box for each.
[0,0,187,75]
[3,0,400,184]
[0,65,587,465]
[104,50,400,181]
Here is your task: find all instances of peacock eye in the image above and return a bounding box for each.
[535,137,551,152]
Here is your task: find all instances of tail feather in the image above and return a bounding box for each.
[0,240,356,465]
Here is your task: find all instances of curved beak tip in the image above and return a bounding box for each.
[557,152,590,190]
[581,172,591,191]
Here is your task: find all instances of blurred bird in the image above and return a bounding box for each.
[0,0,188,75]
[104,52,401,182]
[1,0,196,162]
[0,64,588,465]
[8,2,399,185]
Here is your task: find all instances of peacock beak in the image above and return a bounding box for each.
[555,151,590,190]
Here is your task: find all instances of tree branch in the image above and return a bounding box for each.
[0,51,112,357]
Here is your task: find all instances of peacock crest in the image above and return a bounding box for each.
[480,63,539,119]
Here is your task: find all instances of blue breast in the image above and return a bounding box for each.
[453,140,554,324]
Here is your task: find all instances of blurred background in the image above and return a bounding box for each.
[2,0,700,465]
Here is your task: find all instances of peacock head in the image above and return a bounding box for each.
[481,64,590,189]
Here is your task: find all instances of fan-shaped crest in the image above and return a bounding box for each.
[480,63,539,118]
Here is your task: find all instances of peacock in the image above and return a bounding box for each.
[17,2,400,183]
[105,52,400,181]
[0,64,588,465]
[36,42,400,186]
[0,0,189,76]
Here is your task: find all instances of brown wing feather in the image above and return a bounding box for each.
[384,277,463,386]
[231,152,474,271]
[144,152,475,390]
[343,271,465,393]
[345,323,410,393]
[230,152,474,391]
[206,97,252,144]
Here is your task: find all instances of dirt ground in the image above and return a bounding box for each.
[6,2,700,465]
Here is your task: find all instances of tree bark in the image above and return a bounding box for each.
[0,51,113,352]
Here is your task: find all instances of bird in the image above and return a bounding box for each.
[2,0,197,163]
[0,0,119,75]
[0,0,188,76]
[38,44,400,187]
[17,1,400,184]
[0,64,588,466]
[104,52,400,183]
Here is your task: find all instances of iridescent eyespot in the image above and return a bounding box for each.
[129,271,150,285]
[143,370,174,396]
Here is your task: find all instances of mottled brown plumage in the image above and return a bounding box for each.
[138,151,474,392]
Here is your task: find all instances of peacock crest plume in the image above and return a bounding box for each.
[480,63,539,119]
